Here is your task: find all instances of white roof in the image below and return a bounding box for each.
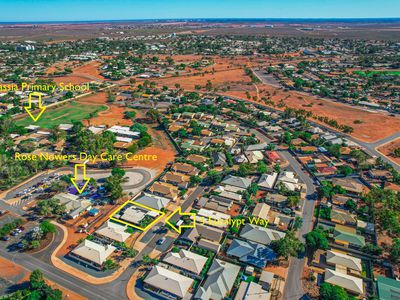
[116,136,133,143]
[258,173,278,189]
[240,224,285,245]
[326,250,362,272]
[252,203,270,220]
[71,240,115,265]
[195,259,241,300]
[144,266,194,298]
[134,193,170,210]
[95,220,131,242]
[234,281,271,300]
[196,209,230,228]
[325,269,364,295]
[163,249,207,275]
[120,206,145,224]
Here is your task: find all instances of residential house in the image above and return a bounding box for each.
[258,173,278,190]
[334,225,366,248]
[194,259,240,300]
[181,224,224,253]
[265,193,288,208]
[54,193,91,219]
[144,266,194,300]
[95,220,130,243]
[331,178,364,195]
[211,152,227,167]
[240,224,285,245]
[227,239,276,268]
[70,240,116,270]
[331,209,357,226]
[234,282,271,300]
[163,249,207,275]
[148,182,179,201]
[171,162,200,176]
[276,171,301,192]
[324,269,364,295]
[377,276,400,300]
[161,172,189,189]
[252,203,271,220]
[326,250,362,277]
[133,193,170,211]
[221,175,252,192]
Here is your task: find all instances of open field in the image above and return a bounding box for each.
[16,101,107,128]
[353,70,400,76]
[247,83,400,142]
[147,59,400,142]
[78,92,133,127]
[377,138,400,165]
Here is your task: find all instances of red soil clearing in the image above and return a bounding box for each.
[377,138,400,166]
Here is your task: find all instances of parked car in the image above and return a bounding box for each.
[157,237,166,245]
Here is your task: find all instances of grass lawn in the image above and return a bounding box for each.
[17,101,107,128]
[353,70,400,77]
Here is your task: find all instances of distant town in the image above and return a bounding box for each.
[0,17,399,300]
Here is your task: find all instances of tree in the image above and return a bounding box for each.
[362,243,383,256]
[237,163,253,177]
[40,220,56,235]
[189,175,202,187]
[345,199,357,212]
[111,167,126,178]
[271,231,304,258]
[305,228,329,253]
[29,269,45,290]
[338,165,353,176]
[124,111,136,119]
[207,170,222,185]
[287,195,300,207]
[105,174,124,201]
[103,259,118,270]
[257,161,268,174]
[394,148,400,158]
[391,238,400,263]
[293,217,303,231]
[319,283,351,300]
[31,240,41,249]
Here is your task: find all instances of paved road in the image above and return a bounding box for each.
[0,179,205,299]
[349,133,400,172]
[224,91,400,172]
[253,129,317,300]
[170,186,206,223]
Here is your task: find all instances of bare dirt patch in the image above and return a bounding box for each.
[377,138,400,166]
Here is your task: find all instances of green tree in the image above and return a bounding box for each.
[271,231,304,258]
[305,228,329,253]
[111,167,126,178]
[319,283,351,300]
[40,220,56,235]
[391,238,400,263]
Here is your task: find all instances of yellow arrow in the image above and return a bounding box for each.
[70,164,91,194]
[24,92,47,122]
[165,207,196,234]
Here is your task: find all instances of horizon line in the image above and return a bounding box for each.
[1,17,400,25]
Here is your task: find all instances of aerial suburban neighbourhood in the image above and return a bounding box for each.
[0,1,399,300]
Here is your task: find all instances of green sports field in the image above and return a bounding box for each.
[353,70,400,77]
[16,101,108,128]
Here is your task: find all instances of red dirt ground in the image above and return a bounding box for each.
[72,61,106,81]
[0,256,86,300]
[377,138,400,166]
[149,65,400,142]
[78,92,133,127]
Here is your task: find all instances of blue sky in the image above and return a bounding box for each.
[0,0,399,22]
